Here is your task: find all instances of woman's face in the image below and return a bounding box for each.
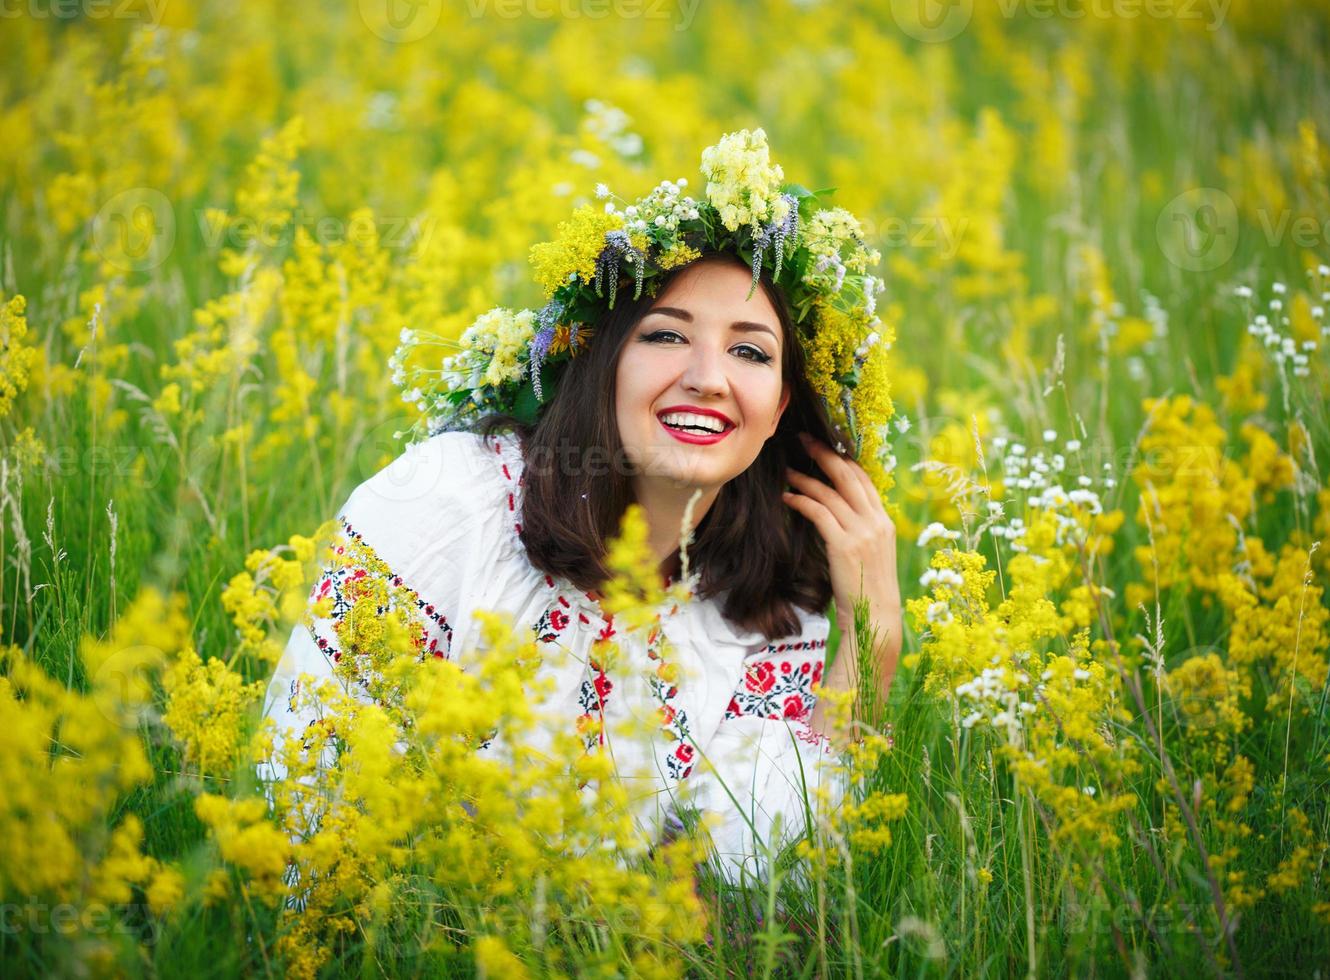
[614,258,790,493]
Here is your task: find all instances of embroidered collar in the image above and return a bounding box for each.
[485,430,696,623]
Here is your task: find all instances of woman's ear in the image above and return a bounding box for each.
[771,382,791,434]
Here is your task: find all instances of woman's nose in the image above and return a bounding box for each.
[680,344,729,397]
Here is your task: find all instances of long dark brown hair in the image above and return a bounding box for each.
[473,251,847,641]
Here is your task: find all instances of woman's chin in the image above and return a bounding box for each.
[624,434,744,489]
[642,459,733,492]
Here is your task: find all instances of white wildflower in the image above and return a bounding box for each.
[917,522,962,547]
[920,567,964,589]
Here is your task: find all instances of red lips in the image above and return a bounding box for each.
[656,405,736,445]
[656,404,736,428]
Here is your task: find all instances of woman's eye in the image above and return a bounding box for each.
[643,330,773,364]
[734,344,773,364]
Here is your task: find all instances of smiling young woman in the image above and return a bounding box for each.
[473,247,903,782]
[478,251,851,642]
[262,250,902,883]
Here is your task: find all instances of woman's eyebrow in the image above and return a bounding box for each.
[644,306,778,341]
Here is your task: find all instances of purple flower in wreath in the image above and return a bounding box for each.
[750,192,800,291]
[527,298,565,401]
[593,229,645,309]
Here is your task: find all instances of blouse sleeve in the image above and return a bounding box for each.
[257,431,496,792]
[686,605,850,884]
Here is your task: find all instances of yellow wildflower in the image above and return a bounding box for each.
[0,294,36,418]
[529,205,625,297]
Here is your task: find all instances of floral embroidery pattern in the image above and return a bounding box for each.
[493,435,527,538]
[488,431,702,780]
[306,517,453,705]
[529,567,619,752]
[532,582,578,642]
[495,434,602,747]
[645,616,695,779]
[725,636,828,724]
[574,656,614,749]
[496,430,622,756]
[793,724,833,749]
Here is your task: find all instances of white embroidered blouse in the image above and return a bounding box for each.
[260,428,846,881]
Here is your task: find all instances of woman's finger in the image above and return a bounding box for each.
[841,454,893,533]
[805,433,896,535]
[785,468,855,531]
[848,453,882,506]
[800,434,874,515]
[849,461,896,535]
[782,488,847,545]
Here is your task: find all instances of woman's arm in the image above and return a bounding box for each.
[257,432,488,803]
[783,431,902,746]
[807,595,902,746]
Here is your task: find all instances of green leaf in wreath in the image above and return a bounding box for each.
[512,361,556,424]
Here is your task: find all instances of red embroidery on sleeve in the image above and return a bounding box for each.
[725,635,828,723]
[306,517,454,701]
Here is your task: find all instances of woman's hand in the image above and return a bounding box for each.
[782,431,902,737]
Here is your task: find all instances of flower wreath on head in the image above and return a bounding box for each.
[392,128,899,497]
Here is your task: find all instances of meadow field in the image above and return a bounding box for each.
[3,0,1330,976]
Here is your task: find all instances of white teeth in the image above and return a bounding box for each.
[660,411,728,434]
